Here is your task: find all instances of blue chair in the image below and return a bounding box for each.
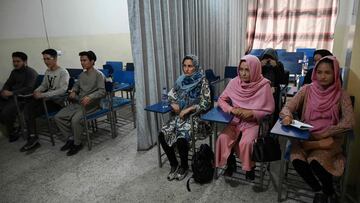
[296,48,316,67]
[82,81,116,150]
[249,49,264,57]
[212,66,238,100]
[66,68,83,79]
[276,49,287,55]
[279,52,304,84]
[125,63,134,71]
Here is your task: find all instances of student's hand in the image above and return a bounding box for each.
[281,116,293,126]
[179,106,196,119]
[238,109,253,120]
[261,59,268,66]
[1,90,13,97]
[171,103,181,114]
[33,91,43,99]
[69,91,76,99]
[269,59,277,67]
[81,96,91,106]
[231,107,241,116]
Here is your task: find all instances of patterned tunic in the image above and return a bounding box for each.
[161,77,211,147]
[280,85,354,176]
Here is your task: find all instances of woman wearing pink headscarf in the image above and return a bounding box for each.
[280,56,354,203]
[215,55,275,180]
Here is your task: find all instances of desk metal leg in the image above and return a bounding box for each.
[278,145,286,202]
[214,122,219,179]
[155,113,162,168]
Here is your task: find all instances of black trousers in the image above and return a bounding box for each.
[292,159,334,195]
[0,97,18,136]
[159,132,189,170]
[23,99,62,137]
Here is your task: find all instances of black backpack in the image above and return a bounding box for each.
[186,144,214,192]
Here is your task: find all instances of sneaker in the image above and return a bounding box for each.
[20,135,39,152]
[245,167,255,181]
[313,193,328,203]
[175,167,188,181]
[60,140,74,151]
[66,144,83,156]
[167,165,179,181]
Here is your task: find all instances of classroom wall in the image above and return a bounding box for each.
[0,0,132,82]
[346,0,360,196]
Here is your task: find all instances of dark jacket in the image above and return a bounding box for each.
[259,48,285,88]
[2,66,38,95]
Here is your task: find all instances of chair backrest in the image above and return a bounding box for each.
[125,63,135,71]
[275,49,286,55]
[249,49,264,57]
[278,52,304,74]
[224,66,238,79]
[296,48,315,59]
[66,68,83,79]
[116,70,135,85]
[106,61,123,71]
[103,64,114,75]
[296,48,316,67]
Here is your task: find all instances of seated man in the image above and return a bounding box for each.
[0,52,38,142]
[54,51,105,156]
[20,49,70,152]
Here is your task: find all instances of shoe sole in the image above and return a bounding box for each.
[25,143,41,155]
[20,140,40,152]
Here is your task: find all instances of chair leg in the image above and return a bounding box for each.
[130,90,136,128]
[47,118,55,146]
[85,121,92,150]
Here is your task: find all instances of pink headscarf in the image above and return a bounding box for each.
[224,55,274,112]
[304,56,342,133]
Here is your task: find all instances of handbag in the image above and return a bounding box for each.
[252,136,281,162]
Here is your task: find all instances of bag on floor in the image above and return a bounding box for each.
[186,144,214,192]
[252,136,281,162]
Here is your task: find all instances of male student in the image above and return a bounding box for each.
[55,51,105,156]
[0,52,38,142]
[20,49,70,152]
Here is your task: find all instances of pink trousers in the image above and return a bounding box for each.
[215,123,259,171]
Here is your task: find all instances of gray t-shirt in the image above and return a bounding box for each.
[36,66,70,98]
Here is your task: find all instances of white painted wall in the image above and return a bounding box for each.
[0,0,130,39]
[0,0,132,82]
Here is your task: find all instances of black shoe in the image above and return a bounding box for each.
[224,154,236,177]
[20,136,39,152]
[66,144,83,156]
[245,167,255,181]
[25,142,41,154]
[167,165,179,181]
[60,140,74,151]
[9,134,20,143]
[313,193,328,203]
[175,167,189,181]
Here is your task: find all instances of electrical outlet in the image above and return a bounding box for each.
[57,50,63,56]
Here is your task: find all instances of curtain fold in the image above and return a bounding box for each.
[128,0,248,150]
[246,0,339,51]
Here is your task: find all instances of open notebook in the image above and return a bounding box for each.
[291,120,313,130]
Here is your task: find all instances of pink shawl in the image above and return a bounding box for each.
[223,55,274,113]
[304,56,341,133]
